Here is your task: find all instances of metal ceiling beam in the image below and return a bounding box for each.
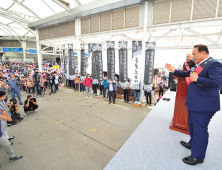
[185,28,222,46]
[74,0,81,6]
[0,10,30,24]
[13,0,41,19]
[217,29,222,41]
[41,0,56,14]
[152,29,177,42]
[52,0,71,12]
[0,27,12,37]
[6,2,15,10]
[0,24,21,42]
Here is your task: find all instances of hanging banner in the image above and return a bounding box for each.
[62,45,66,74]
[97,44,103,83]
[131,41,142,90]
[68,44,75,75]
[107,41,115,80]
[118,41,128,86]
[144,42,156,90]
[91,44,102,84]
[88,44,93,75]
[80,44,86,76]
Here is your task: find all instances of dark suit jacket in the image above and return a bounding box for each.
[174,57,222,112]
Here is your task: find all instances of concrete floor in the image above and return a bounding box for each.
[0,86,150,170]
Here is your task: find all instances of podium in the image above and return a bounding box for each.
[169,77,189,135]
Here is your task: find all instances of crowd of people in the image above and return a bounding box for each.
[0,61,63,162]
[64,73,167,106]
[0,60,168,163]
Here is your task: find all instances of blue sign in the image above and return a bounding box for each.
[73,52,88,56]
[29,49,37,53]
[3,48,23,52]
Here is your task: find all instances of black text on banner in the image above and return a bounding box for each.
[80,44,86,76]
[131,41,142,90]
[144,42,156,91]
[107,41,115,80]
[68,44,75,75]
[118,41,128,83]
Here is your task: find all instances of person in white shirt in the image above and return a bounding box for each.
[54,71,59,91]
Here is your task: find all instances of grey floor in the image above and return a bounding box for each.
[104,90,222,170]
[0,87,148,170]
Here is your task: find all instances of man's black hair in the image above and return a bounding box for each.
[0,91,6,97]
[194,44,209,54]
[27,95,32,99]
[10,98,17,103]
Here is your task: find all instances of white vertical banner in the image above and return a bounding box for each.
[131,41,142,90]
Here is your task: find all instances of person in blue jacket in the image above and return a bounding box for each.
[165,44,222,165]
[102,77,108,98]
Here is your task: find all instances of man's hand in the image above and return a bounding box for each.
[190,72,198,82]
[165,63,175,73]
[8,117,12,122]
[0,115,7,120]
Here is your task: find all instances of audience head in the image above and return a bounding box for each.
[0,91,6,98]
[186,54,192,62]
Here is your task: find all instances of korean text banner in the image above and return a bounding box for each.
[131,41,142,90]
[91,44,103,84]
[144,42,156,91]
[118,41,128,83]
[107,41,115,80]
[88,44,93,75]
[68,44,75,75]
[62,45,66,74]
[80,44,86,77]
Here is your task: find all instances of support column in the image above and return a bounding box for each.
[75,18,81,75]
[22,41,26,62]
[35,29,43,72]
[2,52,5,62]
[140,1,148,102]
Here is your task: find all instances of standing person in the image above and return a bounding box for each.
[84,74,93,98]
[123,79,131,103]
[54,71,59,91]
[133,89,140,104]
[182,54,195,71]
[165,44,222,165]
[50,73,56,93]
[80,76,85,92]
[8,75,22,105]
[33,70,42,96]
[0,91,14,144]
[0,111,23,161]
[158,79,165,97]
[108,78,116,104]
[0,77,8,103]
[102,77,108,98]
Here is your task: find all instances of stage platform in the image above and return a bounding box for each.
[104,90,222,170]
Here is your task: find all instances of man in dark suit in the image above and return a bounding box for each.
[165,44,222,165]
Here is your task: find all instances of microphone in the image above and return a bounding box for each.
[191,67,195,73]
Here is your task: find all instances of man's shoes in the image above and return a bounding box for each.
[113,102,116,104]
[34,110,38,112]
[10,142,13,145]
[182,156,204,165]
[180,141,191,149]
[86,96,88,98]
[8,136,14,141]
[24,113,26,117]
[109,102,111,104]
[9,155,23,162]
[90,97,92,98]
[19,103,23,105]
